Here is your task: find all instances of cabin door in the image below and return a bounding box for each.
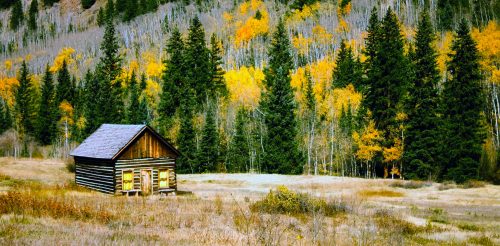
[140,170,152,195]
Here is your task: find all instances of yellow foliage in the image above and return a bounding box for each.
[288,2,321,22]
[224,66,264,108]
[59,101,74,124]
[50,47,76,73]
[250,0,263,10]
[234,8,269,46]
[332,84,362,114]
[312,25,333,44]
[337,2,351,16]
[436,32,453,74]
[472,21,500,84]
[239,1,250,15]
[4,60,12,71]
[292,34,312,55]
[223,12,233,23]
[383,139,403,163]
[0,76,19,106]
[353,121,383,162]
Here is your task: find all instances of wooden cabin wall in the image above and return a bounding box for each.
[118,131,177,160]
[74,157,115,194]
[114,158,176,195]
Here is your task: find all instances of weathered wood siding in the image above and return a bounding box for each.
[74,157,115,194]
[118,131,177,160]
[114,158,176,195]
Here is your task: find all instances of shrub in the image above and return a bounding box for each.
[357,189,404,198]
[462,180,487,189]
[65,159,76,173]
[390,180,431,189]
[438,181,457,190]
[428,208,448,224]
[251,185,347,216]
[374,210,425,235]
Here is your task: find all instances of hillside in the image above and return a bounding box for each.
[0,0,499,183]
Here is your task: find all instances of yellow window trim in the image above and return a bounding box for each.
[122,169,134,191]
[159,169,169,188]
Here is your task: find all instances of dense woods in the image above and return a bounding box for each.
[0,0,498,184]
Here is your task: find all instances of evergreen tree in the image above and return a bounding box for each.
[404,11,442,180]
[363,8,408,142]
[197,103,219,172]
[209,33,228,98]
[363,7,381,73]
[105,0,115,20]
[126,71,144,124]
[138,73,149,124]
[82,70,100,136]
[176,89,197,174]
[333,40,363,90]
[185,16,211,107]
[260,19,303,174]
[55,60,73,106]
[227,107,250,173]
[437,0,454,30]
[115,0,126,13]
[28,0,38,31]
[95,18,124,124]
[441,20,486,183]
[159,27,185,133]
[97,7,106,27]
[9,0,23,30]
[36,65,57,145]
[15,61,38,137]
[0,98,11,134]
[123,0,138,22]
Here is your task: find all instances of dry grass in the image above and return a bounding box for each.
[390,180,432,189]
[0,158,498,245]
[357,189,405,198]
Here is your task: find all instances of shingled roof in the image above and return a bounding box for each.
[70,124,179,159]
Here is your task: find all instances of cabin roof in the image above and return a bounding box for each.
[70,124,180,160]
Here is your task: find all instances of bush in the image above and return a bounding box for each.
[438,181,457,190]
[390,180,432,189]
[462,180,487,189]
[357,189,404,198]
[428,208,448,224]
[251,185,347,216]
[65,159,76,173]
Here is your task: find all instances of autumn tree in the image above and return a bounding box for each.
[36,65,58,145]
[15,61,38,137]
[441,20,486,183]
[353,120,383,178]
[260,19,303,174]
[404,11,442,180]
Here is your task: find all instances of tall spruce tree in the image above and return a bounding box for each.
[333,40,363,90]
[441,20,486,183]
[260,19,303,174]
[28,0,38,31]
[9,0,23,30]
[227,107,250,173]
[105,0,115,20]
[138,73,149,124]
[96,18,124,124]
[15,61,38,137]
[404,11,442,180]
[126,71,144,124]
[0,98,11,134]
[159,27,185,133]
[209,33,228,98]
[55,60,73,106]
[185,17,211,107]
[363,8,408,143]
[176,89,197,174]
[36,65,57,145]
[197,103,219,172]
[82,70,100,136]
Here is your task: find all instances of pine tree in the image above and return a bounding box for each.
[96,18,124,124]
[15,61,38,137]
[97,7,106,27]
[197,103,219,172]
[260,19,303,174]
[333,40,363,90]
[36,64,57,145]
[0,98,8,134]
[55,60,73,106]
[105,0,115,21]
[363,8,408,142]
[138,73,149,124]
[227,107,250,173]
[404,11,442,180]
[209,33,228,98]
[185,17,211,107]
[176,89,197,174]
[82,70,100,136]
[28,0,38,31]
[9,0,23,30]
[441,20,486,183]
[123,0,138,22]
[126,71,144,124]
[437,0,454,31]
[363,7,381,73]
[159,27,185,133]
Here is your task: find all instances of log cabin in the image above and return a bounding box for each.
[70,124,180,196]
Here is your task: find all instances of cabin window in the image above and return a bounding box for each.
[123,170,134,190]
[159,169,169,188]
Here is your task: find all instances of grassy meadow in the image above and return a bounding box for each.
[0,157,499,245]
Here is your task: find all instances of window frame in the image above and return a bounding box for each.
[122,169,135,191]
[158,169,169,188]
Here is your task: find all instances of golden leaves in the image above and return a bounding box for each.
[472,21,500,85]
[50,47,76,73]
[234,0,269,46]
[353,121,383,162]
[288,2,321,22]
[224,66,264,108]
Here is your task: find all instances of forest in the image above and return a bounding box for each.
[0,0,498,184]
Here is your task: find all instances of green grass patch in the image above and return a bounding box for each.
[358,189,404,198]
